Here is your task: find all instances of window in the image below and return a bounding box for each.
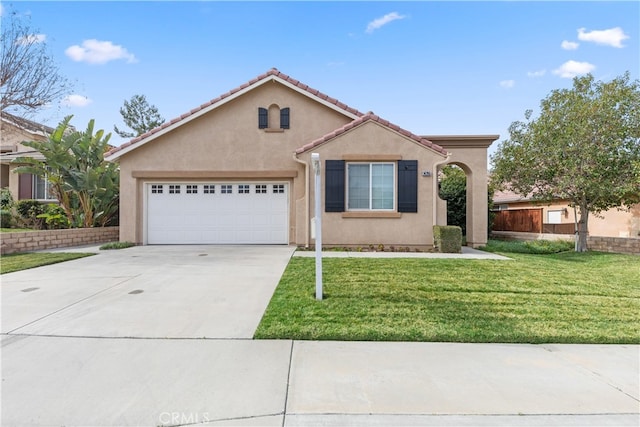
[347,163,395,210]
[203,185,215,194]
[273,184,285,194]
[151,185,163,194]
[238,184,250,194]
[255,185,267,194]
[169,185,181,194]
[221,185,233,194]
[33,175,55,200]
[325,160,417,213]
[547,210,563,224]
[258,105,290,129]
[186,185,198,194]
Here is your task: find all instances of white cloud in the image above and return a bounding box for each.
[17,34,47,45]
[527,69,546,78]
[553,60,595,78]
[499,80,515,89]
[62,94,93,107]
[577,27,629,48]
[65,39,137,64]
[561,40,579,50]
[366,12,406,34]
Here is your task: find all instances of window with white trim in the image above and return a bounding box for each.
[203,185,215,194]
[169,185,181,194]
[347,163,395,210]
[238,184,250,194]
[151,185,163,194]
[186,185,198,194]
[255,184,267,194]
[221,185,233,194]
[33,174,55,200]
[273,184,285,194]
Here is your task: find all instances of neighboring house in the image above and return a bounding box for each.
[105,68,498,248]
[493,189,640,238]
[0,112,56,202]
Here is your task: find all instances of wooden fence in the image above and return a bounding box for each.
[493,209,543,233]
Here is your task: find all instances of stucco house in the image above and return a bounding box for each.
[0,112,55,201]
[105,69,498,249]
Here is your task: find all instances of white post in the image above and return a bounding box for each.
[311,153,323,301]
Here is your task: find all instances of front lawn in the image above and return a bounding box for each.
[255,250,640,343]
[0,252,94,274]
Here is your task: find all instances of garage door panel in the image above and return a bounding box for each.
[147,183,288,244]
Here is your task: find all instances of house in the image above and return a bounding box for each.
[493,189,640,238]
[0,112,55,201]
[105,69,498,249]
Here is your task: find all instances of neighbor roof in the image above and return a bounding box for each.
[295,112,448,156]
[105,68,366,161]
[1,112,55,137]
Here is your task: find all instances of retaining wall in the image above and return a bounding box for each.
[1,227,119,255]
[491,231,639,255]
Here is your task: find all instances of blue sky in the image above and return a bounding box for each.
[2,1,638,157]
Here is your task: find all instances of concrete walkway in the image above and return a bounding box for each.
[1,245,638,426]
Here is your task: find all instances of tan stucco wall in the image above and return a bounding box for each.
[297,121,446,248]
[1,121,46,198]
[117,82,353,244]
[502,200,640,238]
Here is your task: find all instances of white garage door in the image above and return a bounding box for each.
[146,183,288,244]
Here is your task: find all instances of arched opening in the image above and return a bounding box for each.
[438,162,473,244]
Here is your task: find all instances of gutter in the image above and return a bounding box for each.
[292,152,310,248]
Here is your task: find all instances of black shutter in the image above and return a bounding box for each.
[280,107,290,129]
[258,107,268,129]
[325,160,345,212]
[397,160,418,213]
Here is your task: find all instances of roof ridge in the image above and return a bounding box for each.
[106,68,365,158]
[295,112,448,156]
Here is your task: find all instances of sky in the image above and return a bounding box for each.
[1,1,638,159]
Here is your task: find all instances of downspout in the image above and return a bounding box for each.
[432,153,452,227]
[293,151,310,248]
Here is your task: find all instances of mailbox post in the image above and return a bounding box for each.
[311,153,323,300]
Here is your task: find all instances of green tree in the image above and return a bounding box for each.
[114,94,164,138]
[491,72,640,252]
[439,165,467,235]
[14,116,119,228]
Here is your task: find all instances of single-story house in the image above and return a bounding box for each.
[493,189,640,238]
[0,112,55,201]
[105,68,498,249]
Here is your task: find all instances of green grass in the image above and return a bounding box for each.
[1,228,35,233]
[99,241,136,250]
[255,250,640,343]
[0,252,94,274]
[481,239,574,254]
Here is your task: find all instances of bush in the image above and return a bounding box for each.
[482,239,574,254]
[0,188,14,209]
[100,241,135,250]
[15,199,46,229]
[0,209,14,228]
[37,204,70,229]
[433,225,462,253]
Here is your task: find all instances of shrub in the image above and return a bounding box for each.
[0,209,14,228]
[433,225,462,253]
[15,199,46,229]
[37,204,70,229]
[99,241,135,250]
[0,188,14,209]
[481,239,574,254]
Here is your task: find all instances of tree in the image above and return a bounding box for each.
[491,72,640,252]
[14,116,120,228]
[1,8,71,114]
[114,94,165,138]
[439,165,467,235]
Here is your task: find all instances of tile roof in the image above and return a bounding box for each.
[105,68,365,159]
[295,112,448,156]
[0,111,56,136]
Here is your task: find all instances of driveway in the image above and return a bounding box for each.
[1,245,296,338]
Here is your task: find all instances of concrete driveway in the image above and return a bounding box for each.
[2,245,295,338]
[2,245,638,426]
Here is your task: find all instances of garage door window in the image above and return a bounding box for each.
[256,185,267,194]
[221,185,232,194]
[203,185,215,194]
[273,184,285,194]
[239,185,250,194]
[169,185,180,194]
[151,185,163,194]
[186,185,198,194]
